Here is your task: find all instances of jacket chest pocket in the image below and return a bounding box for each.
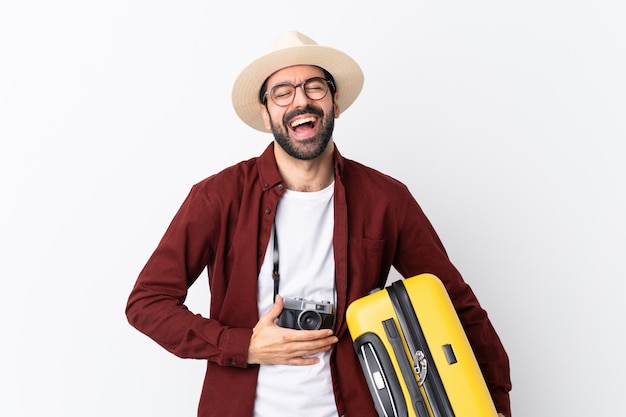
[347,236,386,294]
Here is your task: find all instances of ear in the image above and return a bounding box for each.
[261,104,272,130]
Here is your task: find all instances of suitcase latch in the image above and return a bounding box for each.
[413,350,428,385]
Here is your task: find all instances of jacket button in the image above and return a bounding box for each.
[265,208,271,214]
[277,184,284,190]
[230,359,237,365]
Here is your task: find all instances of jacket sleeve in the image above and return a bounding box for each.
[125,186,252,368]
[393,190,512,416]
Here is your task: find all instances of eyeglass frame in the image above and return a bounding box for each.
[262,77,336,107]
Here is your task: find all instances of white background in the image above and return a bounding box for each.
[1,1,624,416]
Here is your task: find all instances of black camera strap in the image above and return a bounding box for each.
[272,219,280,302]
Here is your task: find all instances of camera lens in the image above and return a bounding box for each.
[298,310,322,330]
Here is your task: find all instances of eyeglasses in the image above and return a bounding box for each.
[264,77,334,107]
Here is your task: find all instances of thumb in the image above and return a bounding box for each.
[262,294,284,323]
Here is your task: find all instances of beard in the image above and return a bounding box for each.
[269,105,335,161]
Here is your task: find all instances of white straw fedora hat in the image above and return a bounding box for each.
[232,31,364,132]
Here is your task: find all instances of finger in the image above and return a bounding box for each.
[280,335,338,359]
[284,356,322,366]
[260,294,284,323]
[281,344,337,366]
[282,328,336,342]
[297,342,337,358]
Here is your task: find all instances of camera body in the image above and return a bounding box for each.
[277,297,335,330]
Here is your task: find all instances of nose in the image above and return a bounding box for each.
[291,84,312,107]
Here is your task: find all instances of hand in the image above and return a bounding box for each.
[248,295,339,365]
[498,414,505,417]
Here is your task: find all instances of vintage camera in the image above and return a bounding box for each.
[277,297,335,330]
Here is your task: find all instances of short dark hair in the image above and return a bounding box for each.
[259,67,337,105]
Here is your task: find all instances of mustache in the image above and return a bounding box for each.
[283,105,324,124]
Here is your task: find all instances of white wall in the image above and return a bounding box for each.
[1,1,624,416]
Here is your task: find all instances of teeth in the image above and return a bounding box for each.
[291,117,316,128]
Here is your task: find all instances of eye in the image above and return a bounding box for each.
[305,79,326,92]
[271,84,294,99]
[306,86,324,93]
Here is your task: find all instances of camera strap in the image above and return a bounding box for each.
[272,219,280,302]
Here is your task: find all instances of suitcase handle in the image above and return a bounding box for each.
[354,333,408,417]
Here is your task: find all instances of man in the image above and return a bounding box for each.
[126,31,512,417]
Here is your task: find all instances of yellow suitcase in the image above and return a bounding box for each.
[346,273,498,417]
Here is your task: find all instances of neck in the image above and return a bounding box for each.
[274,141,335,192]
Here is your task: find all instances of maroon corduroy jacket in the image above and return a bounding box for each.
[126,143,512,416]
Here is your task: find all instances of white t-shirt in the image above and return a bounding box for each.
[254,182,337,417]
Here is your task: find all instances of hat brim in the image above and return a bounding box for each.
[232,45,364,132]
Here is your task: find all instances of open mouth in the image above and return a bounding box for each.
[289,116,318,133]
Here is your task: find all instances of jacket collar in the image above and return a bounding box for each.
[257,142,345,190]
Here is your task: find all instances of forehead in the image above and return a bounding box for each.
[265,65,326,86]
